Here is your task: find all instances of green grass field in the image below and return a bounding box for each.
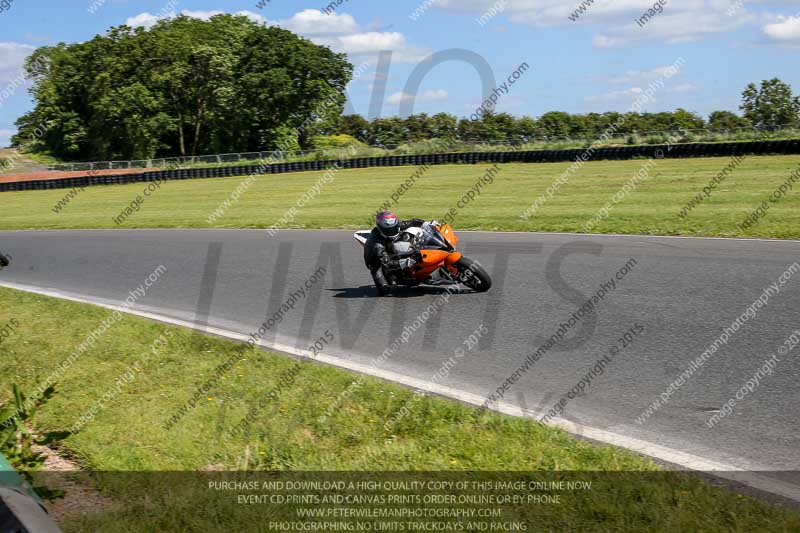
[3,155,800,238]
[3,154,800,529]
[1,286,799,531]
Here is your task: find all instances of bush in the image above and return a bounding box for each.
[312,134,366,150]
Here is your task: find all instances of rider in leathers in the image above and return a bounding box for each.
[364,211,425,295]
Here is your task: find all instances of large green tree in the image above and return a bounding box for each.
[13,14,352,160]
[740,78,800,128]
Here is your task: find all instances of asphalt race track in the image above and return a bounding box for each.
[1,229,799,484]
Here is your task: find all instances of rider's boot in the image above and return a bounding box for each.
[371,268,391,296]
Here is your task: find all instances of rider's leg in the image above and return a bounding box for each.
[364,241,392,295]
[370,268,391,296]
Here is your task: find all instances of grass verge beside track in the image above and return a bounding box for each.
[1,156,799,239]
[1,287,799,530]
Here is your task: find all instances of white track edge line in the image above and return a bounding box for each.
[1,280,798,503]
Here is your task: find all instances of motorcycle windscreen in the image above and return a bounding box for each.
[432,224,458,249]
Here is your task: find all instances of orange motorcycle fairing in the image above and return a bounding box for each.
[437,224,459,248]
[413,249,450,280]
[444,251,463,274]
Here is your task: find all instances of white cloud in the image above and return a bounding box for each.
[387,89,449,104]
[125,9,266,29]
[669,83,697,93]
[585,86,644,102]
[310,31,428,61]
[592,35,624,48]
[179,10,224,21]
[0,43,35,86]
[437,0,755,47]
[421,89,449,100]
[270,9,358,35]
[268,9,428,61]
[763,15,800,42]
[608,65,685,84]
[387,91,415,104]
[122,8,424,60]
[593,8,751,47]
[336,32,407,54]
[125,12,162,29]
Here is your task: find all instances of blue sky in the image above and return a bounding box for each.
[1,0,799,145]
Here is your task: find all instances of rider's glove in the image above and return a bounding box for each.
[430,219,441,227]
[386,258,416,271]
[399,257,416,270]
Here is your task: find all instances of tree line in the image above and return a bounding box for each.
[340,78,800,146]
[12,11,800,160]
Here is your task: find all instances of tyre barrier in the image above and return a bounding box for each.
[3,139,799,193]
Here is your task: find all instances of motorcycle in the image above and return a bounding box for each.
[354,222,492,293]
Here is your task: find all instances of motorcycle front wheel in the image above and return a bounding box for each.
[454,257,492,292]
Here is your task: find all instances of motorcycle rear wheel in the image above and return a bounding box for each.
[454,257,492,292]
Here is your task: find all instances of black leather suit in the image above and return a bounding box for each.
[363,218,425,294]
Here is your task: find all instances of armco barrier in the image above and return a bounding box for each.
[2,139,799,193]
